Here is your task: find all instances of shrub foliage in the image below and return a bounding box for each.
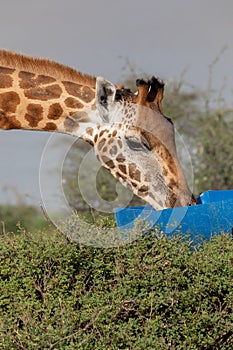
[0,229,232,349]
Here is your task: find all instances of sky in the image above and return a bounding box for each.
[0,0,232,207]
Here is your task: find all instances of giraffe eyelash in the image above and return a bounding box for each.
[125,136,152,152]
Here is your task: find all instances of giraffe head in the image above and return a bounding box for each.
[83,76,195,210]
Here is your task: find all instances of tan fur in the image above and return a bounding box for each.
[0,50,96,87]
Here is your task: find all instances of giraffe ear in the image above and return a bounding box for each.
[96,77,116,122]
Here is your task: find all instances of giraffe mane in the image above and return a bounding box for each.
[0,49,96,87]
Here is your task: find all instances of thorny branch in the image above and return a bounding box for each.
[49,310,99,349]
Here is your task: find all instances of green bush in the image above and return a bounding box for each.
[0,228,232,349]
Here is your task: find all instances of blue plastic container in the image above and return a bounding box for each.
[114,190,233,241]
[198,190,233,204]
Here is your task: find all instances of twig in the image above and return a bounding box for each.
[49,310,99,349]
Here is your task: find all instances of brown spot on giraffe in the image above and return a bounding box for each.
[128,163,137,178]
[116,153,126,163]
[48,103,63,120]
[88,139,94,146]
[99,129,106,138]
[37,74,56,85]
[0,114,21,129]
[115,171,127,181]
[64,97,84,109]
[127,163,141,182]
[0,91,21,129]
[18,71,36,89]
[0,91,20,114]
[137,185,149,196]
[62,81,95,102]
[0,76,13,89]
[133,169,141,182]
[25,103,43,127]
[117,139,123,149]
[100,155,115,169]
[110,145,118,157]
[0,73,13,88]
[19,71,56,89]
[97,138,106,151]
[0,67,15,74]
[108,138,114,145]
[129,163,141,182]
[43,122,57,131]
[24,84,62,101]
[131,181,138,188]
[119,164,127,174]
[94,134,98,143]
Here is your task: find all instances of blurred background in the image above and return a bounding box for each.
[0,0,232,214]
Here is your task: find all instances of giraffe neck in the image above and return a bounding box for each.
[0,50,99,134]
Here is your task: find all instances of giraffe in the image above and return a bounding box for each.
[0,50,196,210]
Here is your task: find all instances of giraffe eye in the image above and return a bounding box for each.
[126,138,144,151]
[126,136,151,152]
[141,136,152,151]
